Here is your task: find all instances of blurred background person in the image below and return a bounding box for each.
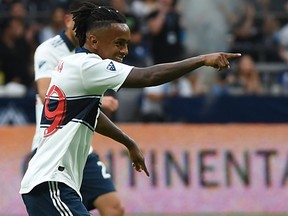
[139,0,190,122]
[38,4,65,43]
[130,0,158,64]
[146,0,185,64]
[9,0,27,19]
[225,54,265,95]
[8,0,42,58]
[140,84,168,122]
[0,16,33,96]
[179,0,233,95]
[140,76,193,122]
[130,0,158,21]
[229,0,282,62]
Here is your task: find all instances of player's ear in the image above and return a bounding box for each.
[91,36,97,44]
[88,34,98,49]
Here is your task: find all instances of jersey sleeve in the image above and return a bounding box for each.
[34,44,59,81]
[81,56,133,93]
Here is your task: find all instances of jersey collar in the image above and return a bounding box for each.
[59,31,75,52]
[75,47,92,54]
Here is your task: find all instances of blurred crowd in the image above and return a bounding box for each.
[1,0,288,122]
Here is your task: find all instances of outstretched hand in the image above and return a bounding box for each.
[128,147,150,177]
[203,52,241,71]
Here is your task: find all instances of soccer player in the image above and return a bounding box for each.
[25,1,125,216]
[20,3,241,216]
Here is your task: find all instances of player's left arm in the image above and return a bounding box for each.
[95,111,149,177]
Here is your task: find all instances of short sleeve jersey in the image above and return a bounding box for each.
[32,32,75,150]
[20,48,133,198]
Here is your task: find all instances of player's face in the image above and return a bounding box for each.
[92,23,130,63]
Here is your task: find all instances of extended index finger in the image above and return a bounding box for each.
[224,53,242,59]
[141,161,150,177]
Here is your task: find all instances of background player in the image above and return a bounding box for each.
[25,1,125,215]
[20,3,241,216]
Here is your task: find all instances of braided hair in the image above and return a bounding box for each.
[71,2,127,47]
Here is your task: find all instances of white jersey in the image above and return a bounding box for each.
[32,31,75,151]
[20,48,133,198]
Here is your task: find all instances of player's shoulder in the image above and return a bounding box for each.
[63,52,102,63]
[35,35,64,53]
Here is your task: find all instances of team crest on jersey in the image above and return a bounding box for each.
[106,61,116,71]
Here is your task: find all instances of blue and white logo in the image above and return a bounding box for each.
[106,61,116,71]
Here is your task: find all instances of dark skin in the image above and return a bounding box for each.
[85,23,241,88]
[95,111,146,173]
[84,22,241,177]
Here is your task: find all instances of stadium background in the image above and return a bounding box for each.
[1,0,288,215]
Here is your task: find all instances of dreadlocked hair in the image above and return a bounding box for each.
[71,2,127,47]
